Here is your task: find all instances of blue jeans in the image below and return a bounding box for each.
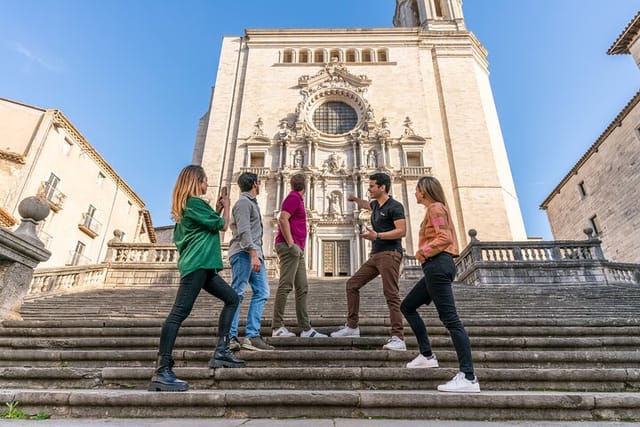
[400,252,475,377]
[229,252,270,338]
[159,269,238,358]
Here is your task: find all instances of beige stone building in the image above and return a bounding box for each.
[195,0,527,277]
[0,97,155,267]
[541,12,640,264]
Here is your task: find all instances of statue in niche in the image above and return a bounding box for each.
[293,149,304,168]
[366,149,378,168]
[252,117,265,137]
[403,116,415,137]
[393,0,420,27]
[329,191,343,218]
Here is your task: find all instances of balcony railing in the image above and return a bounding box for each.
[78,213,102,238]
[240,167,270,177]
[401,166,432,178]
[38,181,67,212]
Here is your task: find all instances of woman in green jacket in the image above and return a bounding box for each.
[149,165,245,392]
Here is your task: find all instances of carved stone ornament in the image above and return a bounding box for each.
[252,117,265,137]
[403,116,415,137]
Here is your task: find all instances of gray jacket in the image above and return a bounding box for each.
[228,192,264,259]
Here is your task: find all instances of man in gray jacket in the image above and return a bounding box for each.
[228,172,273,351]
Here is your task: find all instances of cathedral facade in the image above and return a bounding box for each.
[194,0,527,277]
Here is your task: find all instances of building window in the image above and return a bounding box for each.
[312,101,358,135]
[69,241,86,266]
[361,49,372,62]
[250,152,265,167]
[79,204,101,238]
[406,152,422,166]
[434,0,444,17]
[283,49,293,63]
[346,49,356,62]
[63,138,73,156]
[578,181,586,198]
[43,173,60,200]
[97,172,106,187]
[314,49,324,63]
[299,49,309,63]
[636,125,640,141]
[127,200,133,214]
[377,49,388,62]
[329,49,340,62]
[589,215,601,236]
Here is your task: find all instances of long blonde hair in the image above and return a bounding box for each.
[416,176,448,205]
[171,165,206,222]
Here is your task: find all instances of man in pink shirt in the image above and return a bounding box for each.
[271,174,326,338]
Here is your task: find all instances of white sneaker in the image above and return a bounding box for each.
[300,328,328,338]
[382,336,407,351]
[437,372,481,393]
[272,326,295,337]
[406,353,439,368]
[330,324,360,337]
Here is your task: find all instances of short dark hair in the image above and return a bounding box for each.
[369,173,391,194]
[237,172,258,192]
[290,173,306,192]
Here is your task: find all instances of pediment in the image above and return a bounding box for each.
[298,61,371,89]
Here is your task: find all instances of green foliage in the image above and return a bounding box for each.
[1,401,50,420]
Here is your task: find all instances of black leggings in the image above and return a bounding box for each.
[158,269,239,357]
[400,253,475,376]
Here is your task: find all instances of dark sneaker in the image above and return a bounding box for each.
[241,336,274,351]
[229,336,241,352]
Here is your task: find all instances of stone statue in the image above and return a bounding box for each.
[393,0,420,27]
[329,192,343,217]
[403,116,415,137]
[325,152,343,173]
[252,117,265,137]
[293,150,304,168]
[366,149,378,168]
[277,119,291,142]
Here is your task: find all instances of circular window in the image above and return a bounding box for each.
[312,101,358,135]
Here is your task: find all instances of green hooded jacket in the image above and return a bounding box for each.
[173,196,225,278]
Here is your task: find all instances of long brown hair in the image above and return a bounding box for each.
[416,176,447,205]
[171,165,206,222]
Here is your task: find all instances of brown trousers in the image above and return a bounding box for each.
[346,250,404,338]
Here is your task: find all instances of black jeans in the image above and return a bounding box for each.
[400,252,475,376]
[158,269,239,357]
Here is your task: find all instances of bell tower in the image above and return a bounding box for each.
[393,0,465,31]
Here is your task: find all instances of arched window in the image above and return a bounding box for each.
[377,49,388,62]
[283,49,293,63]
[314,49,325,63]
[299,49,309,63]
[434,0,444,18]
[346,49,356,63]
[361,49,372,63]
[329,49,341,62]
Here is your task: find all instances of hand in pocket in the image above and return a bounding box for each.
[289,244,303,257]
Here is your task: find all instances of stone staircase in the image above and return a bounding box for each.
[1,278,640,420]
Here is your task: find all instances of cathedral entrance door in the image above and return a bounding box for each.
[322,240,350,277]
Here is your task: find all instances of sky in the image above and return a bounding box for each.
[1,0,639,239]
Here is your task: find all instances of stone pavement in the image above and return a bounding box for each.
[0,419,636,427]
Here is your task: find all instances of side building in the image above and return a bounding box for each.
[0,97,156,268]
[194,0,527,277]
[541,12,640,264]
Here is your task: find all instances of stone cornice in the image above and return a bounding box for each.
[51,111,145,208]
[0,149,26,164]
[0,207,17,228]
[540,90,640,209]
[608,11,640,55]
[141,209,157,243]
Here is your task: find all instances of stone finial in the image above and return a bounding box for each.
[13,196,50,247]
[468,229,478,242]
[583,227,595,240]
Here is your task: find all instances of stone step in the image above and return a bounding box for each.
[1,367,639,392]
[1,349,638,369]
[2,335,639,351]
[0,389,639,420]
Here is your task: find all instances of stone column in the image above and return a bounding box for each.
[0,197,52,321]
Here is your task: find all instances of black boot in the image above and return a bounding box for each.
[148,355,189,391]
[209,336,246,368]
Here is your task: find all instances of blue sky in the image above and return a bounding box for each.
[1,1,638,239]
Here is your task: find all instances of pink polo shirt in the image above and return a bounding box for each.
[275,190,307,250]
